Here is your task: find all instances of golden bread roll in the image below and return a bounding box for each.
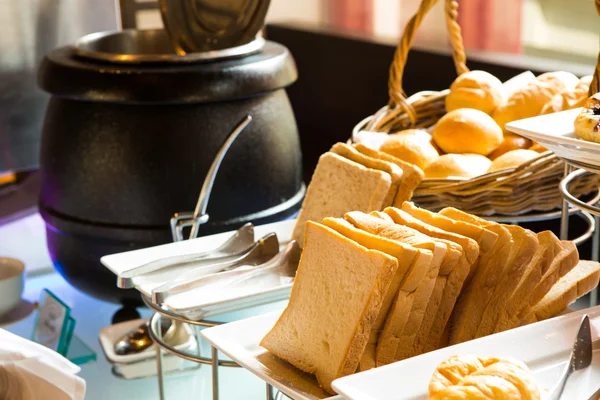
[424,154,491,179]
[493,71,579,132]
[502,71,536,100]
[488,149,539,172]
[390,128,432,142]
[433,108,503,155]
[380,134,439,170]
[528,142,548,153]
[574,93,600,143]
[487,134,533,160]
[445,70,505,114]
[540,75,593,115]
[428,355,540,400]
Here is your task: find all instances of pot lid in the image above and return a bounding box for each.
[160,0,271,54]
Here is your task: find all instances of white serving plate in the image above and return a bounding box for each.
[201,306,600,400]
[101,219,296,319]
[333,305,600,400]
[505,108,600,169]
[201,311,343,400]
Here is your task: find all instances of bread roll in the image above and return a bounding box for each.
[433,108,503,155]
[390,128,432,142]
[502,71,536,100]
[487,134,533,160]
[540,75,593,115]
[488,149,539,172]
[445,70,504,114]
[424,154,491,179]
[574,93,600,143]
[493,71,579,132]
[528,142,548,153]
[380,134,439,170]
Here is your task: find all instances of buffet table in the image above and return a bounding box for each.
[1,213,288,400]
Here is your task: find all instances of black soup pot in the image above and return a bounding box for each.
[37,38,304,306]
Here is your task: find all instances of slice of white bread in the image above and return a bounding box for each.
[493,231,561,333]
[521,260,600,325]
[384,206,477,358]
[260,221,398,394]
[473,225,538,338]
[437,207,514,345]
[292,152,392,246]
[330,143,404,207]
[516,240,579,319]
[321,217,432,371]
[400,201,498,284]
[343,211,445,366]
[353,143,424,206]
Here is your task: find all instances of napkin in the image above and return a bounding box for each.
[0,329,86,400]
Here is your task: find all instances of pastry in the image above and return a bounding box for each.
[445,70,505,114]
[574,93,600,143]
[428,355,540,400]
[433,108,503,155]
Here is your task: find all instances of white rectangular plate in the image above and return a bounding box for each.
[505,108,600,168]
[333,305,600,400]
[100,220,296,319]
[201,311,343,400]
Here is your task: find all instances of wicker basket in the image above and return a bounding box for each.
[352,0,600,216]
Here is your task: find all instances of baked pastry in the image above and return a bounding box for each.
[424,154,492,179]
[574,93,600,143]
[428,355,540,400]
[488,149,539,172]
[445,70,505,114]
[380,134,439,170]
[487,134,533,160]
[493,71,579,132]
[433,109,503,155]
[540,75,592,114]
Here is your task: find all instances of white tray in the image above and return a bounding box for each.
[333,305,600,400]
[101,220,296,320]
[505,108,600,169]
[201,311,343,400]
[201,306,600,400]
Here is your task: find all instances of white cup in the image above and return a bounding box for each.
[0,257,25,317]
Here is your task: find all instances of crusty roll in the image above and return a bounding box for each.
[488,149,539,172]
[540,75,593,115]
[429,355,540,400]
[488,134,533,160]
[424,153,492,179]
[380,134,439,170]
[433,108,503,155]
[493,71,579,132]
[445,70,505,114]
[574,93,600,143]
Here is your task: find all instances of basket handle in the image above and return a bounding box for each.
[388,0,469,109]
[589,0,600,95]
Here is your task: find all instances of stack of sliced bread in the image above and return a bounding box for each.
[291,142,424,246]
[261,203,600,394]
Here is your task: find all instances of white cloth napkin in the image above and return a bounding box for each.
[0,329,86,400]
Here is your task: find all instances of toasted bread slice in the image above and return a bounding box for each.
[322,217,432,371]
[384,206,477,357]
[353,143,424,205]
[493,231,560,333]
[474,225,538,338]
[292,152,392,246]
[521,260,600,325]
[260,221,398,394]
[438,207,514,345]
[343,211,445,366]
[330,143,403,207]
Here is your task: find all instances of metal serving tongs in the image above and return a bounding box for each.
[116,115,262,289]
[151,235,291,304]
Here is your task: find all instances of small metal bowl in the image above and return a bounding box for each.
[74,29,265,64]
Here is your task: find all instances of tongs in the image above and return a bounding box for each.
[152,239,299,304]
[117,223,255,289]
